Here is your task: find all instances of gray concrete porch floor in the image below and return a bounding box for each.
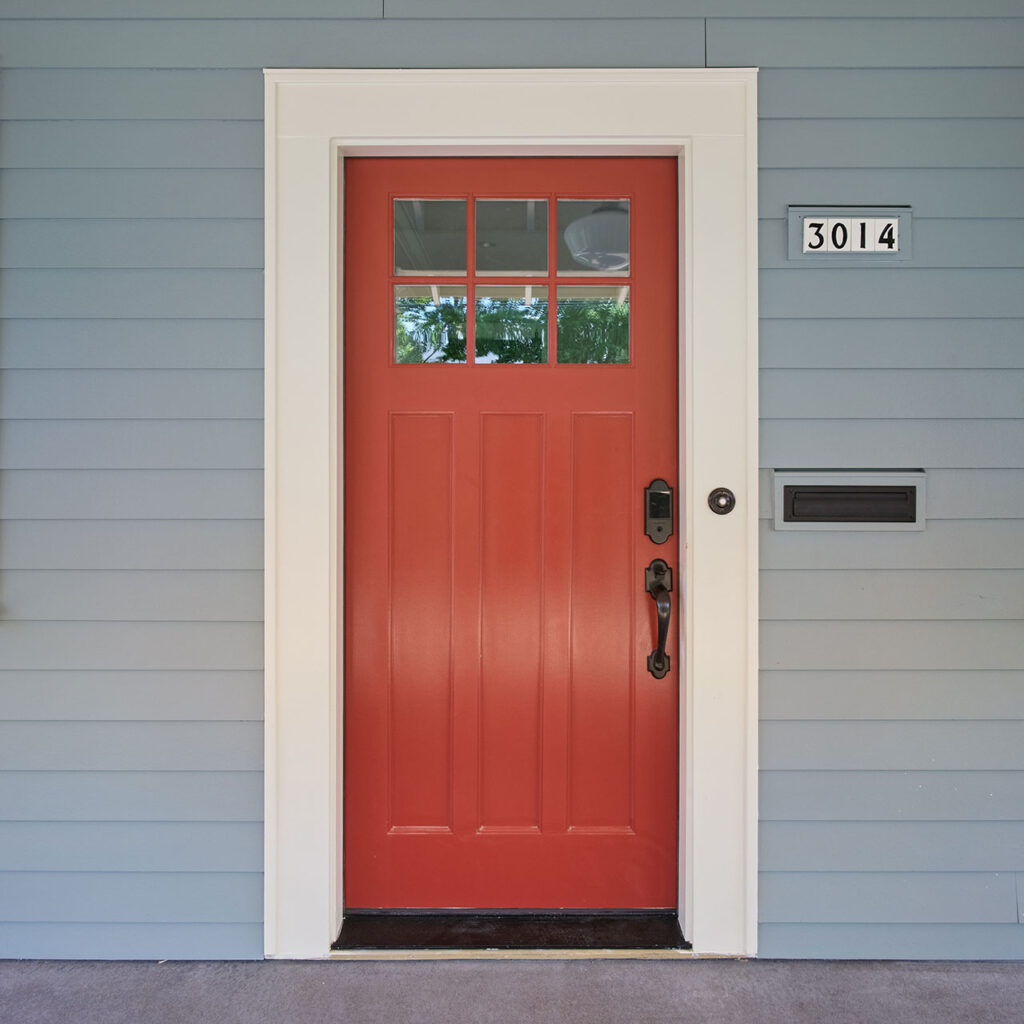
[2,958,1023,1024]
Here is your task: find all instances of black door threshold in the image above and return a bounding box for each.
[333,911,688,951]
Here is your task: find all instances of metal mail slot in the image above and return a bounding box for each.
[772,471,926,531]
[784,485,915,524]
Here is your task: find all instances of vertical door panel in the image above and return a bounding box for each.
[388,413,454,830]
[479,413,545,832]
[568,413,636,831]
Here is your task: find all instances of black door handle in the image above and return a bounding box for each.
[645,559,673,679]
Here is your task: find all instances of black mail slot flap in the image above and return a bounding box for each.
[783,484,917,524]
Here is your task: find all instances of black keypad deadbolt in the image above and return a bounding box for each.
[708,487,736,515]
[644,479,674,544]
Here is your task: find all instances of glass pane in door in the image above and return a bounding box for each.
[475,286,549,364]
[556,286,629,364]
[476,200,548,275]
[394,199,467,274]
[394,285,468,363]
[557,200,630,274]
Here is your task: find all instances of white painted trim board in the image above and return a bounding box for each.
[264,67,759,959]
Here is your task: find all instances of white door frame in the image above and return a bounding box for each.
[263,68,759,958]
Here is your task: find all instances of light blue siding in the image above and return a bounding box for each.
[0,723,263,770]
[0,771,262,821]
[761,771,1024,821]
[0,671,263,719]
[0,170,263,218]
[0,320,263,369]
[759,924,1024,961]
[0,420,262,469]
[761,521,1024,570]
[761,420,1024,467]
[761,722,1024,771]
[708,18,1024,68]
[911,470,1024,520]
[760,120,1024,170]
[761,570,1024,620]
[1,1,380,14]
[754,12,1024,932]
[758,69,1024,118]
[0,924,263,961]
[0,0,1020,964]
[0,18,707,69]
[0,271,264,318]
[0,872,263,924]
[760,319,1024,369]
[761,822,1024,872]
[0,570,263,620]
[0,370,262,417]
[762,368,1024,416]
[0,623,263,670]
[761,270,1024,318]
[761,671,1024,719]
[0,470,262,518]
[0,221,264,268]
[0,122,264,169]
[761,621,1024,671]
[0,822,262,872]
[760,873,1019,924]
[381,1,1024,16]
[760,170,1024,220]
[0,70,264,119]
[0,521,262,570]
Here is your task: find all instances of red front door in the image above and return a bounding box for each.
[344,157,679,909]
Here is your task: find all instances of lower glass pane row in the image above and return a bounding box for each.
[394,285,629,364]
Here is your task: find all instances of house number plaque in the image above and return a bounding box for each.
[803,216,897,253]
[787,206,912,264]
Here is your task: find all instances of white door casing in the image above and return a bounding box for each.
[263,68,759,957]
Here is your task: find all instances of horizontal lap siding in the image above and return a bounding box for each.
[0,19,707,69]
[0,771,262,821]
[0,522,262,569]
[0,872,263,924]
[0,222,264,268]
[0,471,262,518]
[2,2,1021,963]
[0,924,264,961]
[0,11,275,961]
[761,771,1024,821]
[11,1,1022,15]
[0,421,262,468]
[0,321,263,369]
[761,320,1024,369]
[721,11,1024,960]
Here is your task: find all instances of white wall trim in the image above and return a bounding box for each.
[264,67,758,958]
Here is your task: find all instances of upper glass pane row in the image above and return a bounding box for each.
[394,199,629,275]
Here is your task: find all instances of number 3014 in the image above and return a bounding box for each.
[802,217,898,254]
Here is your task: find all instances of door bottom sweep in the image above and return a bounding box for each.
[333,911,687,951]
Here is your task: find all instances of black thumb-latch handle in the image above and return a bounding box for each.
[645,559,673,679]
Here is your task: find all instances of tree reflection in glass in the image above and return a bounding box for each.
[556,286,629,364]
[475,287,548,364]
[394,285,467,363]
